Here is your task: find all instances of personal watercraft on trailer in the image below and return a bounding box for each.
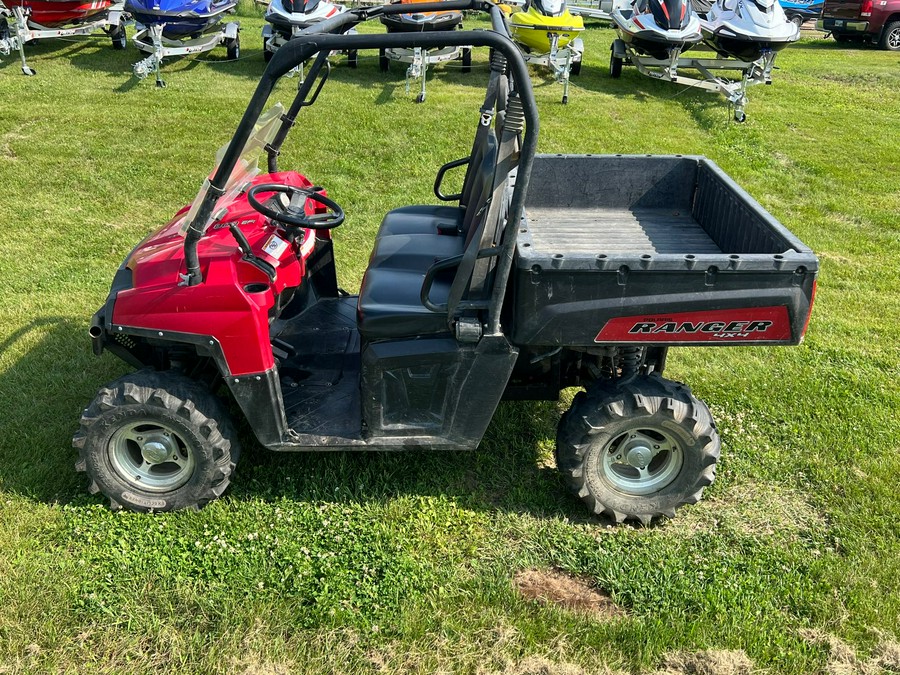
[261,0,356,68]
[698,0,799,62]
[609,0,792,120]
[0,0,125,75]
[508,0,584,103]
[610,0,702,63]
[379,0,471,103]
[126,0,240,88]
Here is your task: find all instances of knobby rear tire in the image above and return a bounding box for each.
[556,374,719,525]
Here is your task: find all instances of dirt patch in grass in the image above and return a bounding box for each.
[801,629,900,674]
[514,569,625,619]
[873,640,900,671]
[228,657,293,675]
[819,72,899,88]
[665,478,826,544]
[481,656,626,675]
[651,650,755,675]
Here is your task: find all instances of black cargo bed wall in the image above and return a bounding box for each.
[692,161,796,255]
[525,154,699,212]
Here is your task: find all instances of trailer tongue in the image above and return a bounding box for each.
[76,0,817,524]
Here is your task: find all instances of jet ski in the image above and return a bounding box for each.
[699,0,799,62]
[378,0,471,103]
[127,0,240,87]
[262,0,355,65]
[380,0,463,32]
[509,0,584,53]
[610,0,703,61]
[508,0,584,103]
[0,0,125,75]
[778,0,822,27]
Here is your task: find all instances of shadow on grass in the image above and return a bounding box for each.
[58,30,499,98]
[0,317,125,504]
[574,62,740,128]
[230,395,584,520]
[788,38,880,50]
[0,34,103,74]
[0,316,593,522]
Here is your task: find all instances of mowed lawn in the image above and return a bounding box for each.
[0,5,898,673]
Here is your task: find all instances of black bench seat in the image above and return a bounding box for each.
[375,204,464,239]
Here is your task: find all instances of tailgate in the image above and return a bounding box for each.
[823,0,862,20]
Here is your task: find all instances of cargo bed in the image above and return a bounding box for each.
[511,155,818,347]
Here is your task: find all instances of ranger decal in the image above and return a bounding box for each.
[595,307,793,343]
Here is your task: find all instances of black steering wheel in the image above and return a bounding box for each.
[247,183,345,230]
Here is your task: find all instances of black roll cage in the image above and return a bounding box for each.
[183,0,540,336]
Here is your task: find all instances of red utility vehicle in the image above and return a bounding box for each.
[76,0,818,524]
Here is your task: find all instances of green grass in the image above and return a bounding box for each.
[1,6,899,673]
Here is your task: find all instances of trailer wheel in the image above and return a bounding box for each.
[73,370,240,513]
[789,14,803,28]
[609,53,623,78]
[379,48,389,72]
[225,35,240,61]
[556,375,719,525]
[571,57,582,76]
[880,20,900,51]
[110,25,126,50]
[461,47,471,73]
[263,45,273,63]
[347,49,358,68]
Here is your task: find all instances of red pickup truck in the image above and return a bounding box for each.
[818,0,900,49]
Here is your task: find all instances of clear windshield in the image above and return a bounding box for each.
[179,103,286,235]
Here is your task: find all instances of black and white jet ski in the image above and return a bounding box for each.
[698,0,799,62]
[610,0,702,61]
[262,0,355,65]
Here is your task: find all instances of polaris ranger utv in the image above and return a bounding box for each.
[75,0,818,524]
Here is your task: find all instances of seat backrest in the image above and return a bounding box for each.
[460,131,499,238]
[459,130,492,210]
[446,94,524,318]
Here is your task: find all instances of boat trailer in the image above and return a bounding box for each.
[0,0,125,75]
[609,38,779,122]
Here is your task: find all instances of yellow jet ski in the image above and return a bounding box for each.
[508,0,585,103]
[509,0,584,53]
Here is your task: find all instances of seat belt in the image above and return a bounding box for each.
[460,51,509,209]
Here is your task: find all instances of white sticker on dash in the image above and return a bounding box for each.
[262,234,289,259]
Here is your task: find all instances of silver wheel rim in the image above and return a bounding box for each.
[598,427,684,496]
[109,420,196,492]
[890,27,900,49]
